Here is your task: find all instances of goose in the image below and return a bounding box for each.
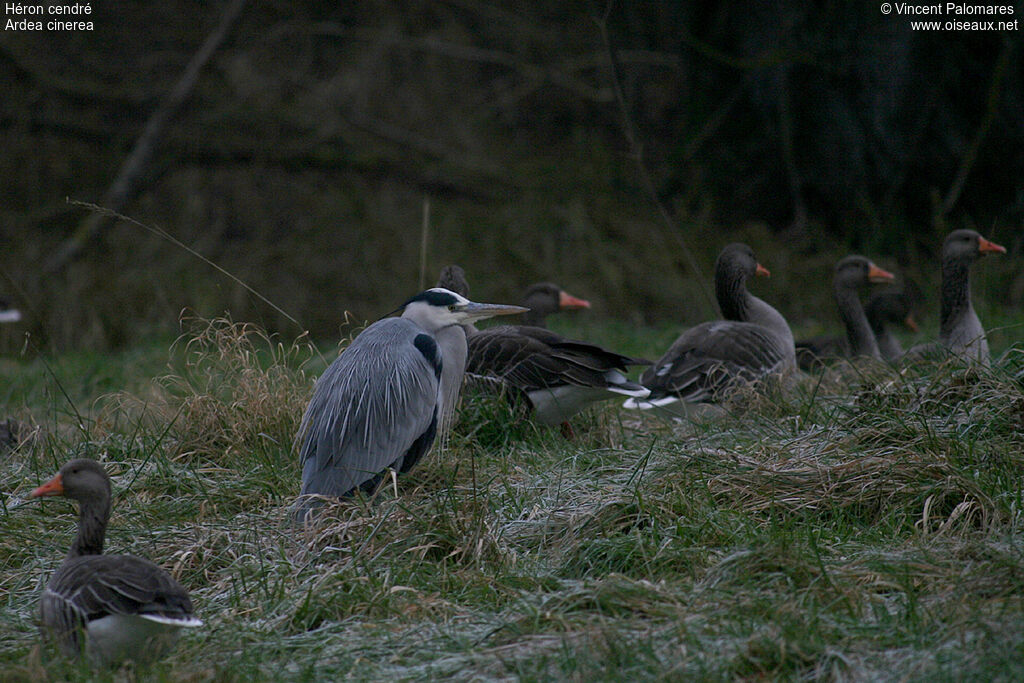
[867,290,919,362]
[906,229,1005,365]
[431,268,596,434]
[30,459,201,666]
[625,243,795,411]
[832,256,896,359]
[795,284,915,369]
[0,298,22,323]
[437,267,649,426]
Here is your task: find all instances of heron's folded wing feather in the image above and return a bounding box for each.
[298,318,440,497]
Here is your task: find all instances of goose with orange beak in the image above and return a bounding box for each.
[31,459,201,666]
[625,242,795,413]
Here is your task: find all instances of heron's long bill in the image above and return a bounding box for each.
[461,301,529,322]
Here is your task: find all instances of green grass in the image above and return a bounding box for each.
[3,318,1024,681]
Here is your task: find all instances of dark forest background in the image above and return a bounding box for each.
[1,1,1022,351]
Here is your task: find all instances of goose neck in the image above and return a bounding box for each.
[835,283,879,359]
[715,270,749,322]
[69,495,110,558]
[940,258,972,336]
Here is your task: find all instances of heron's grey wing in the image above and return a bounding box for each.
[41,555,196,654]
[642,321,788,402]
[298,318,441,498]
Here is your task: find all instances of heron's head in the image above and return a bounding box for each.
[401,288,528,332]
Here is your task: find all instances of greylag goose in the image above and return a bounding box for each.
[436,267,645,426]
[867,290,919,362]
[907,229,1005,365]
[31,459,201,665]
[833,256,896,359]
[436,268,643,428]
[519,283,590,328]
[625,243,795,411]
[296,289,525,510]
[795,285,916,369]
[0,298,21,323]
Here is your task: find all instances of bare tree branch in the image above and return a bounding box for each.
[594,2,715,311]
[941,39,1013,217]
[45,0,249,274]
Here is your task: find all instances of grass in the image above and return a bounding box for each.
[2,317,1024,681]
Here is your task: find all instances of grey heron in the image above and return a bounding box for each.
[905,230,1005,365]
[437,266,649,427]
[296,288,525,513]
[31,459,201,665]
[624,243,796,412]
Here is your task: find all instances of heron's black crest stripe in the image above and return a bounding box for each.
[404,289,459,308]
[413,333,443,378]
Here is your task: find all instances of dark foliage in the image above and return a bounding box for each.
[0,2,1020,349]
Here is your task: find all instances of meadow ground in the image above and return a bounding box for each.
[2,316,1024,682]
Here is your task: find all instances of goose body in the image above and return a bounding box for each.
[437,266,643,424]
[31,459,201,666]
[465,324,650,425]
[626,243,795,410]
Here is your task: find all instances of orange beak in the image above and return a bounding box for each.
[867,263,895,284]
[558,290,591,310]
[755,263,770,278]
[978,236,1007,255]
[31,473,64,498]
[903,314,919,333]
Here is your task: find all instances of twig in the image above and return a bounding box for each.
[45,0,249,274]
[66,201,302,331]
[419,197,431,291]
[594,1,715,310]
[941,40,1013,216]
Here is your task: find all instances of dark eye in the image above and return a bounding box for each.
[448,305,457,312]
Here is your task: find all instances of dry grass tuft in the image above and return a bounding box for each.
[152,316,316,463]
[706,450,993,529]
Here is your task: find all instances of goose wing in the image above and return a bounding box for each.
[41,554,198,653]
[467,325,648,392]
[642,321,789,402]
